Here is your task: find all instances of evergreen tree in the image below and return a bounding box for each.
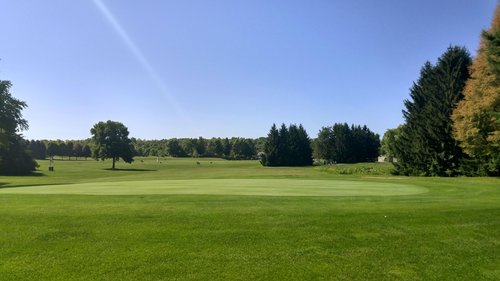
[296,124,313,166]
[452,5,500,175]
[261,123,313,166]
[331,123,351,163]
[394,46,472,176]
[261,124,280,166]
[288,125,301,166]
[277,124,290,165]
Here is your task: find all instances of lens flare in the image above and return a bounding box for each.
[92,0,188,121]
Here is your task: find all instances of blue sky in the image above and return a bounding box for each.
[0,0,497,140]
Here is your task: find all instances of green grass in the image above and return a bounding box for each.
[0,158,499,280]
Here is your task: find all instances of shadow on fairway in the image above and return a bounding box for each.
[0,183,69,189]
[103,168,157,172]
[0,172,46,177]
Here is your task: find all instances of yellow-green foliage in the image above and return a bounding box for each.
[452,5,500,173]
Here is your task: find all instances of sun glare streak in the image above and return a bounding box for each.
[92,0,189,121]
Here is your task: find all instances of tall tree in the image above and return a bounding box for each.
[295,124,313,166]
[452,5,500,175]
[277,124,290,165]
[331,123,351,163]
[0,80,37,175]
[394,46,472,176]
[90,120,134,169]
[261,124,280,166]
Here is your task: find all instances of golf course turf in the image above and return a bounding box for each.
[0,179,427,196]
[0,158,498,280]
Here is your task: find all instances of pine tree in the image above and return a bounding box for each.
[261,123,313,166]
[332,123,351,163]
[277,124,290,166]
[395,46,471,176]
[452,5,500,175]
[261,124,280,166]
[297,124,313,165]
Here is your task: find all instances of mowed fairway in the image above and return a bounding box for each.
[0,158,499,281]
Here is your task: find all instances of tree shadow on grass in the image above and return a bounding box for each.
[103,168,157,172]
[0,183,68,189]
[0,171,46,177]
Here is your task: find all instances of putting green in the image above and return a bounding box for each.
[0,179,427,196]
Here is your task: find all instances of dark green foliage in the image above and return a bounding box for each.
[206,138,223,157]
[128,137,259,159]
[394,46,472,176]
[72,143,83,159]
[90,120,134,169]
[46,141,59,157]
[132,138,168,157]
[260,124,280,166]
[27,140,47,160]
[166,139,187,157]
[314,123,380,163]
[43,140,91,160]
[261,123,313,166]
[82,144,92,159]
[0,79,37,175]
[230,138,256,160]
[0,136,38,175]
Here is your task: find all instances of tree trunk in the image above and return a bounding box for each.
[112,157,115,169]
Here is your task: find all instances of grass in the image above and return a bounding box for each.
[0,158,499,280]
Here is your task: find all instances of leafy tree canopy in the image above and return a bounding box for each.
[90,120,134,169]
[0,79,37,175]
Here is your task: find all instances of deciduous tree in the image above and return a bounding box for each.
[452,5,500,175]
[0,79,37,175]
[90,120,134,169]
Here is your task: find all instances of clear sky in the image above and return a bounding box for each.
[0,0,497,140]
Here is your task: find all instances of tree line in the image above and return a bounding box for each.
[313,123,380,164]
[133,137,265,160]
[26,140,92,160]
[381,6,499,176]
